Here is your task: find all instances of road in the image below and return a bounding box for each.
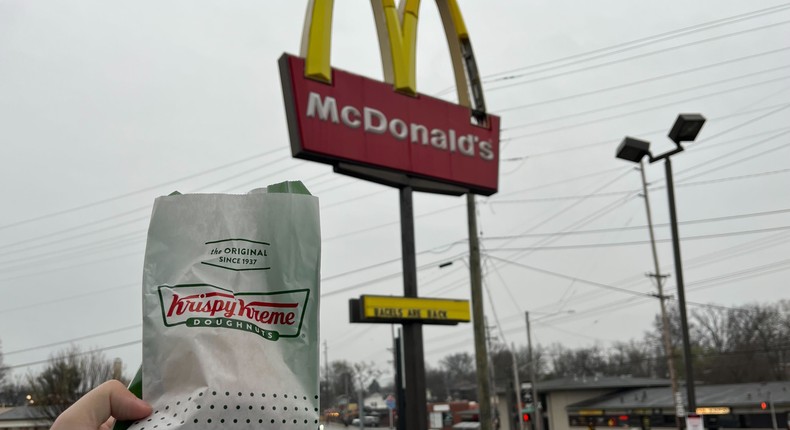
[321,422,393,430]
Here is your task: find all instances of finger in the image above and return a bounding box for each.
[99,417,116,430]
[105,381,152,421]
[52,380,151,430]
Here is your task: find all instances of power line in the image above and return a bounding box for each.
[485,254,656,299]
[0,283,136,314]
[503,66,790,131]
[4,325,141,356]
[352,218,786,352]
[322,202,464,242]
[0,148,286,231]
[216,157,323,193]
[320,252,467,298]
[0,230,145,271]
[6,340,142,370]
[501,75,790,138]
[481,225,790,251]
[496,47,790,114]
[481,4,790,82]
[0,249,140,285]
[686,257,790,289]
[503,104,790,159]
[485,19,790,93]
[16,116,768,274]
[479,206,790,238]
[492,162,790,202]
[0,209,149,253]
[482,234,790,337]
[0,153,295,252]
[483,233,790,333]
[500,167,628,197]
[677,137,790,182]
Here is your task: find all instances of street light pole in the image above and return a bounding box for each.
[615,113,707,422]
[639,160,684,428]
[663,156,696,413]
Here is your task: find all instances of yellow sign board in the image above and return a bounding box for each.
[696,407,730,415]
[358,295,470,324]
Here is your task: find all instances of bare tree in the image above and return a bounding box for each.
[0,340,7,385]
[0,376,30,407]
[439,352,475,386]
[352,361,383,418]
[692,302,790,383]
[425,365,450,402]
[329,360,355,403]
[0,341,30,407]
[27,346,118,423]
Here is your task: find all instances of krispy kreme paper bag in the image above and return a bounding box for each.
[128,181,320,430]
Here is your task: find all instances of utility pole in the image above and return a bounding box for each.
[484,318,499,426]
[511,343,525,430]
[525,312,542,430]
[324,340,332,406]
[112,358,123,381]
[639,160,684,429]
[468,193,493,430]
[358,378,365,430]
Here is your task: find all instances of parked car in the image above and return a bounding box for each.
[351,415,380,427]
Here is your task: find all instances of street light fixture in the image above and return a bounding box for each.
[668,114,706,144]
[615,137,651,163]
[615,113,706,417]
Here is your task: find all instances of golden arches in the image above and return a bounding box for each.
[300,0,471,101]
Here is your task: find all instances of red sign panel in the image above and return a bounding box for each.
[279,54,499,195]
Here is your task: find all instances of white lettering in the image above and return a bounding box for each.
[430,129,447,149]
[479,140,494,160]
[306,92,339,123]
[363,107,387,134]
[341,105,361,128]
[410,123,428,145]
[458,134,476,156]
[389,119,408,140]
[303,92,497,161]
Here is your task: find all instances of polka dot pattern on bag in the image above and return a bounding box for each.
[128,389,320,430]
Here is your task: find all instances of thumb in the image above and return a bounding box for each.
[106,381,151,421]
[52,380,152,430]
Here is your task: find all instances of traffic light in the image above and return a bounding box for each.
[523,413,531,422]
[760,402,767,410]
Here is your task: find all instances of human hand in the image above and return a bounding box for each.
[51,380,152,430]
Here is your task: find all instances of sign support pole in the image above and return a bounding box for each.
[400,186,428,430]
[526,312,542,430]
[395,329,406,430]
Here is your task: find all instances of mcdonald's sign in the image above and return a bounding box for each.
[279,0,500,195]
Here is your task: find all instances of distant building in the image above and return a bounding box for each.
[0,406,50,430]
[537,376,672,430]
[567,381,790,430]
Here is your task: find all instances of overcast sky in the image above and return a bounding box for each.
[2,0,789,385]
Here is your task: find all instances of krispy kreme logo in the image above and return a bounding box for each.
[158,284,309,341]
